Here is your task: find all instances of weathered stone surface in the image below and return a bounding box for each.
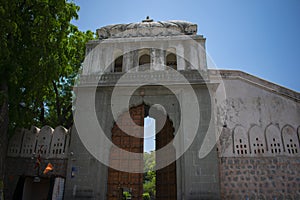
[5,125,70,199]
[97,20,197,39]
[5,19,300,200]
[219,157,300,200]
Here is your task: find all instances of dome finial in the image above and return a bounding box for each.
[142,16,153,22]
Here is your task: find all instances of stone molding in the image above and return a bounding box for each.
[78,70,209,87]
[209,69,300,102]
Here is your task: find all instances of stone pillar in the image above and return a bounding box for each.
[176,46,186,70]
[122,50,139,72]
[102,47,114,73]
[199,40,207,70]
[152,49,165,71]
[123,50,133,72]
[189,45,200,70]
[132,50,139,70]
[150,48,155,70]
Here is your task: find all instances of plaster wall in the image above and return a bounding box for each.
[212,71,300,199]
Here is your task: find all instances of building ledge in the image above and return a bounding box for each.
[209,69,300,102]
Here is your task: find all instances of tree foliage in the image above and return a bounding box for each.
[0,0,95,131]
[143,151,156,199]
[0,0,95,192]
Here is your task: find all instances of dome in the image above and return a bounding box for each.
[96,18,197,39]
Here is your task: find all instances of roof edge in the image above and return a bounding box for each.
[209,69,300,102]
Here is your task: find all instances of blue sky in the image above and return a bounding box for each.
[71,0,300,152]
[144,117,155,152]
[73,0,300,92]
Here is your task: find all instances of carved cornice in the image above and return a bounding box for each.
[78,70,209,87]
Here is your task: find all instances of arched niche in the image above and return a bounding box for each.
[7,128,24,157]
[36,126,54,158]
[20,126,39,158]
[49,126,69,159]
[248,125,266,155]
[282,124,299,155]
[265,124,283,154]
[113,49,123,72]
[114,55,123,72]
[139,54,150,65]
[138,49,151,71]
[166,48,177,70]
[232,125,249,156]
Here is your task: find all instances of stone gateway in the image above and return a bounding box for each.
[5,19,300,200]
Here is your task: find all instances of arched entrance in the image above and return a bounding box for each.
[107,104,177,200]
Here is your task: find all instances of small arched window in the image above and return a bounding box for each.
[233,126,249,156]
[265,124,283,154]
[139,54,150,71]
[282,125,299,155]
[249,126,266,155]
[114,56,123,72]
[139,54,150,66]
[166,53,177,70]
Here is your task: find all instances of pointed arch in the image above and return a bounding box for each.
[248,125,266,155]
[49,126,69,158]
[166,48,177,70]
[7,128,24,157]
[282,124,299,155]
[232,125,249,156]
[36,126,54,157]
[113,49,123,72]
[138,48,151,71]
[114,55,123,72]
[20,126,39,157]
[265,124,283,154]
[107,104,177,199]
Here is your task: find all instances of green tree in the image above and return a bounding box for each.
[143,151,156,199]
[0,0,94,193]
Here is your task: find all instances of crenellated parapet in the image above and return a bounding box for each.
[7,125,70,159]
[218,124,300,157]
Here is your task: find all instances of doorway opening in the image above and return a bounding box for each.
[107,104,177,200]
[22,177,50,200]
[143,116,156,199]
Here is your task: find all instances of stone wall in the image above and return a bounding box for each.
[5,158,68,200]
[5,125,70,199]
[217,124,300,199]
[219,157,300,199]
[213,70,300,200]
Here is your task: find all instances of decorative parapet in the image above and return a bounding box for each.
[19,126,39,158]
[7,125,70,159]
[217,124,300,158]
